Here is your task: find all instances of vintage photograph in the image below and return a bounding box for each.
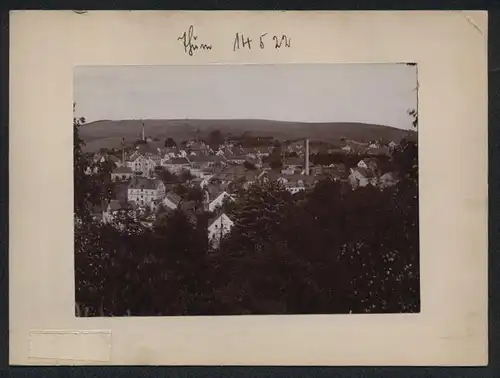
[74,64,419,317]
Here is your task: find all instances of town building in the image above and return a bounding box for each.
[162,157,191,174]
[348,167,378,189]
[126,155,157,177]
[378,172,399,189]
[207,213,234,248]
[357,158,380,172]
[211,165,247,185]
[102,200,127,224]
[203,185,234,212]
[189,155,227,170]
[162,191,183,211]
[127,177,166,207]
[111,166,135,181]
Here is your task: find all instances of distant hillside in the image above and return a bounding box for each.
[79,119,417,152]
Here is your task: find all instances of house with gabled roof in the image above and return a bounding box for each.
[357,157,380,172]
[207,213,234,248]
[162,191,182,211]
[203,184,235,212]
[378,172,399,189]
[348,167,378,190]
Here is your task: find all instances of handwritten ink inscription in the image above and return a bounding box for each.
[233,32,291,51]
[176,26,291,55]
[178,25,213,56]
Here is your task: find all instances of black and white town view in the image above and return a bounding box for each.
[74,64,419,317]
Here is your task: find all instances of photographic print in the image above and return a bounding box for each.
[74,64,419,317]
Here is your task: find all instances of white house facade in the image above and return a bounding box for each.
[208,213,234,248]
[127,177,166,207]
[127,155,156,177]
[111,166,135,181]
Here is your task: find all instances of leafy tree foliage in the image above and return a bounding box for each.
[243,160,257,170]
[164,137,177,148]
[206,129,224,149]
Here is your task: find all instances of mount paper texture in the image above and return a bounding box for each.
[9,10,487,366]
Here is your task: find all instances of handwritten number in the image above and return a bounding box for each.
[233,33,240,51]
[243,36,252,49]
[260,33,267,49]
[273,35,291,49]
[233,33,252,51]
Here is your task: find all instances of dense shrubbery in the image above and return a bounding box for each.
[74,117,420,316]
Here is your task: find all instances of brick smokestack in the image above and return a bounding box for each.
[304,139,310,175]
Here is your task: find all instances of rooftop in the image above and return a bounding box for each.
[113,166,133,174]
[165,157,190,165]
[128,177,163,190]
[189,155,226,163]
[165,191,182,206]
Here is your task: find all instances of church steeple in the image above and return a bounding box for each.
[141,121,145,141]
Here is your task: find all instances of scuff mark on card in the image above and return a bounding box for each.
[463,14,484,37]
[28,330,112,362]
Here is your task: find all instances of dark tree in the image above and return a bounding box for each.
[243,161,257,170]
[155,167,177,183]
[173,184,188,198]
[165,138,177,148]
[407,108,418,129]
[187,186,204,203]
[207,129,225,148]
[179,170,194,183]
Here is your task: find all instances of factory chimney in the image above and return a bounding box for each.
[121,138,125,166]
[304,139,310,176]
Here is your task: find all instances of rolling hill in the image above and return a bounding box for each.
[79,119,417,152]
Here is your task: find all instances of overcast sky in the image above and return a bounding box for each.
[74,64,417,130]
